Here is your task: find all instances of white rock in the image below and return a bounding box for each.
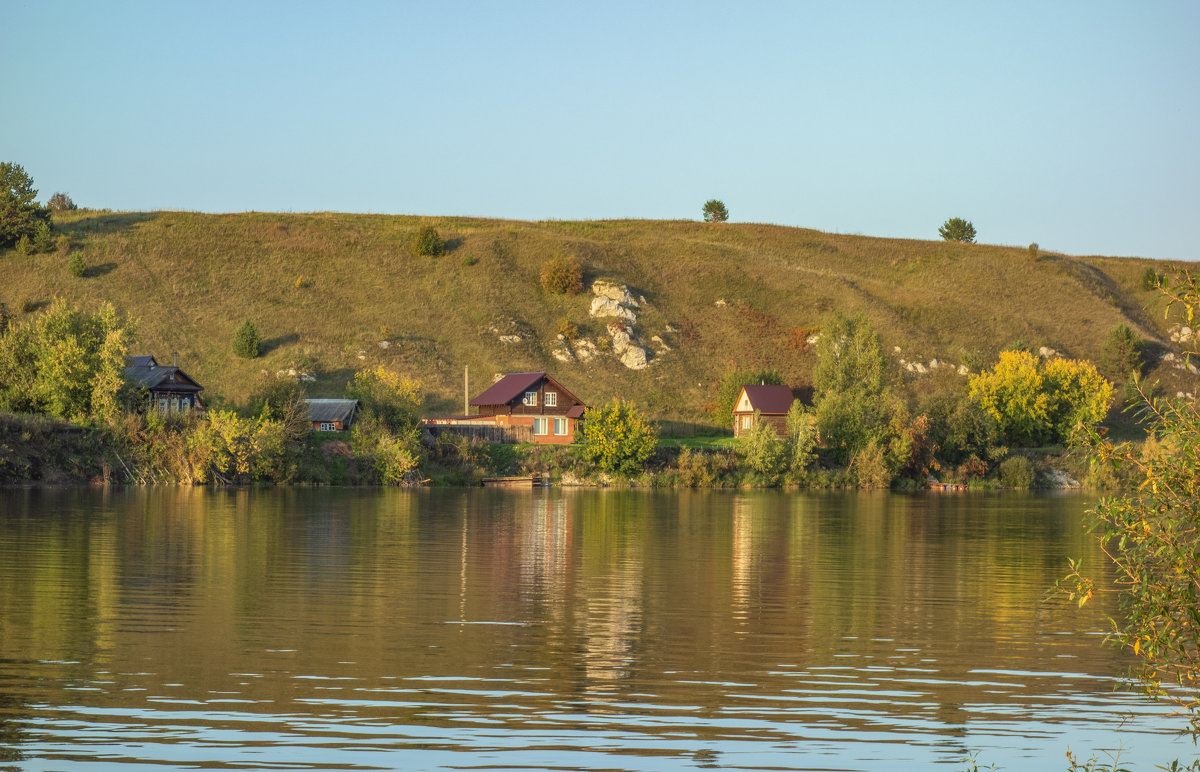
[1163,352,1176,362]
[1038,346,1057,359]
[298,374,316,383]
[357,350,367,360]
[378,341,391,349]
[806,333,820,346]
[893,346,902,354]
[619,345,649,369]
[958,365,969,375]
[651,335,671,352]
[914,363,928,374]
[499,334,523,344]
[664,323,677,333]
[592,280,636,306]
[715,299,727,307]
[575,340,599,362]
[589,295,636,321]
[610,328,632,355]
[552,345,574,362]
[928,359,939,369]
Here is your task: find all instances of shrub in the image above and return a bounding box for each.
[67,253,86,277]
[738,414,786,483]
[938,217,976,243]
[14,235,32,255]
[675,447,737,487]
[997,455,1034,489]
[579,399,658,477]
[19,298,35,313]
[412,225,444,256]
[850,439,890,488]
[1027,242,1039,259]
[462,254,477,267]
[294,275,310,289]
[539,254,583,295]
[32,221,53,252]
[702,199,729,223]
[786,401,819,482]
[1141,266,1161,291]
[0,303,9,333]
[232,319,261,359]
[556,319,580,340]
[1101,324,1144,380]
[48,192,77,212]
[968,350,1112,447]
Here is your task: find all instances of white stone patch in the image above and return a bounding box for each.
[589,295,636,322]
[714,299,727,307]
[378,340,391,349]
[651,335,671,352]
[1038,346,1058,359]
[592,279,638,307]
[574,340,599,362]
[1043,469,1081,489]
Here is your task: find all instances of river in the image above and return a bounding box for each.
[0,488,1193,770]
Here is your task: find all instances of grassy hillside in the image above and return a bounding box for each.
[4,210,1194,425]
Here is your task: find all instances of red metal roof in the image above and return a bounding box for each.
[735,384,794,415]
[469,372,546,406]
[566,405,585,418]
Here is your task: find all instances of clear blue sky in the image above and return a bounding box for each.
[3,1,1198,260]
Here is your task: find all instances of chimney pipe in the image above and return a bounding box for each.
[464,365,469,415]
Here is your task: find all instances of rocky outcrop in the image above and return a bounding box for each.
[1169,325,1196,344]
[608,323,650,370]
[589,295,636,321]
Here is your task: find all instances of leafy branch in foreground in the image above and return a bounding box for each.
[1062,266,1200,734]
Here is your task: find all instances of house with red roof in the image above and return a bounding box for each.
[732,384,794,438]
[426,372,587,444]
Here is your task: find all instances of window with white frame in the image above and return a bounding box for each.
[553,417,567,435]
[523,391,538,407]
[545,391,557,407]
[319,422,337,432]
[533,417,548,435]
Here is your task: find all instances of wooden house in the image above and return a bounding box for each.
[427,372,586,444]
[732,384,794,438]
[304,399,358,432]
[123,355,204,413]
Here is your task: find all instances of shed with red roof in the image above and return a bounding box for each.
[732,384,794,438]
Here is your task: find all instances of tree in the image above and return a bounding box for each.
[0,299,135,421]
[232,319,261,359]
[539,254,583,295]
[0,162,50,248]
[812,312,890,464]
[967,350,1112,447]
[412,225,444,256]
[785,401,819,481]
[48,192,77,212]
[347,366,425,485]
[579,399,658,477]
[702,199,729,223]
[938,217,976,243]
[1063,269,1200,732]
[1101,324,1144,381]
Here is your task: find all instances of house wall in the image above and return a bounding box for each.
[310,421,344,432]
[732,412,787,438]
[494,414,577,444]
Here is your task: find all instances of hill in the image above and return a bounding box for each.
[4,210,1194,427]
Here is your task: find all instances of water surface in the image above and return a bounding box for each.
[0,488,1193,770]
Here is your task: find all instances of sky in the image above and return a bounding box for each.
[2,1,1198,261]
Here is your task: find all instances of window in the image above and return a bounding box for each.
[553,417,567,435]
[181,398,191,411]
[545,391,557,407]
[170,397,179,412]
[533,417,548,435]
[319,422,337,432]
[741,415,752,429]
[523,391,538,407]
[158,398,168,412]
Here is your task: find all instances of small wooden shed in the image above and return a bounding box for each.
[304,399,358,432]
[732,384,794,438]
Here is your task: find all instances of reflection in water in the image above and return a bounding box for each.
[0,487,1192,770]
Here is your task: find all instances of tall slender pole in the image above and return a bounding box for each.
[464,365,469,415]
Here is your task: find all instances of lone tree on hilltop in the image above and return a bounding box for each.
[48,192,78,212]
[232,319,262,359]
[0,162,50,248]
[702,199,729,223]
[939,217,976,243]
[412,225,444,256]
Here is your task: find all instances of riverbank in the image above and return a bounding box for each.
[1,412,1103,491]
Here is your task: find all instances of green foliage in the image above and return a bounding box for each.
[0,162,50,248]
[997,455,1034,489]
[939,217,976,243]
[712,368,783,424]
[702,199,729,223]
[187,409,290,483]
[0,303,9,334]
[1027,242,1039,259]
[232,319,261,359]
[48,192,77,212]
[1101,324,1143,380]
[813,312,889,464]
[579,398,658,477]
[1141,266,1162,291]
[0,299,135,421]
[738,413,786,482]
[412,225,445,256]
[346,365,423,434]
[849,438,890,488]
[968,350,1112,447]
[539,254,583,295]
[785,401,819,482]
[673,447,737,487]
[1063,268,1200,734]
[68,252,86,277]
[246,376,310,441]
[32,220,53,252]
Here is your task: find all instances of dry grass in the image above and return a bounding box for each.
[4,210,1191,424]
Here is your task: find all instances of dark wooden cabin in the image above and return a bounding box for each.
[466,372,586,444]
[123,355,204,413]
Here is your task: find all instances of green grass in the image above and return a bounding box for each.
[3,209,1192,425]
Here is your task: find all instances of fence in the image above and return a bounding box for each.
[426,422,534,444]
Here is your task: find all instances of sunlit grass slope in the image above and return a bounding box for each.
[4,210,1188,423]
